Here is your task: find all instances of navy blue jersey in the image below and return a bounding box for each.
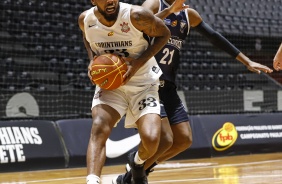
[155,0,190,82]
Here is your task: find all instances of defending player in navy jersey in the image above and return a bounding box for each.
[113,0,273,183]
[153,0,189,83]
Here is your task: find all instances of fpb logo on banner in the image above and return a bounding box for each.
[212,122,238,151]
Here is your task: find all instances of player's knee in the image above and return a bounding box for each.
[148,134,160,148]
[183,134,193,150]
[90,117,111,141]
[184,132,193,149]
[174,132,193,152]
[143,134,161,155]
[160,132,173,150]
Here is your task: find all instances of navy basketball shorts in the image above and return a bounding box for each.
[159,80,189,125]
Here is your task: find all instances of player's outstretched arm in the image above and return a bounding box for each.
[189,8,273,74]
[273,43,282,71]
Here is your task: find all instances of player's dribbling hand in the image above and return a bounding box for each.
[122,57,134,85]
[88,56,98,85]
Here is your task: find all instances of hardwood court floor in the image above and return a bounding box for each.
[1,152,282,184]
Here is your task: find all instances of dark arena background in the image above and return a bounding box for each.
[1,0,282,177]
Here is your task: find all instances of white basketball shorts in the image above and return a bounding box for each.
[91,82,160,128]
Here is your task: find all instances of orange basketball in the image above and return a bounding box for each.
[89,53,127,90]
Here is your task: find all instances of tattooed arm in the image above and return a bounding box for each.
[128,5,170,72]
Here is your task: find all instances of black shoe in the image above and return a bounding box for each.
[127,163,154,177]
[128,152,148,184]
[145,168,154,176]
[113,161,153,184]
[112,172,132,184]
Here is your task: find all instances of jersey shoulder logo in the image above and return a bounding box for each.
[120,22,130,33]
[171,20,177,27]
[164,19,171,26]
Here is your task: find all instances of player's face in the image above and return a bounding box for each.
[94,0,120,21]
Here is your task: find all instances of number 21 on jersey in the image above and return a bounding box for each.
[159,48,175,65]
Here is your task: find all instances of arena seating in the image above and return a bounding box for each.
[1,0,282,117]
[1,0,281,91]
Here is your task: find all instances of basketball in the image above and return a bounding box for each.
[89,53,127,90]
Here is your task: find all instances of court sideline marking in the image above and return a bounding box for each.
[149,174,282,183]
[2,159,282,183]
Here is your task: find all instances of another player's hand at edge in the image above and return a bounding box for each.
[273,58,282,71]
[273,44,282,71]
[273,43,282,71]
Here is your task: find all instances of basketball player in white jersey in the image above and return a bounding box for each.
[274,43,282,71]
[78,0,170,183]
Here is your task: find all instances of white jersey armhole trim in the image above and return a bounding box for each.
[185,9,190,35]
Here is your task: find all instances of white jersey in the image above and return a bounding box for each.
[84,2,162,86]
